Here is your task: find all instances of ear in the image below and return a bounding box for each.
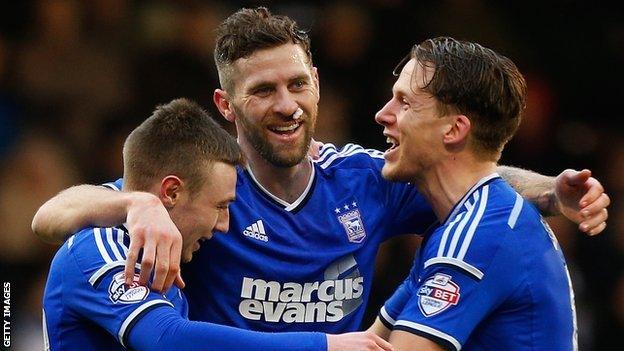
[214,89,236,123]
[159,175,183,208]
[443,115,471,147]
[312,66,320,99]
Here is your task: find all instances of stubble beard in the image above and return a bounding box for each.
[236,110,314,168]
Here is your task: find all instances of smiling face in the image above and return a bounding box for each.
[222,44,319,167]
[168,162,237,263]
[375,58,453,182]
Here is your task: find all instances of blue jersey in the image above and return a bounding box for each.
[43,225,187,350]
[107,143,436,333]
[379,174,577,351]
[43,226,326,350]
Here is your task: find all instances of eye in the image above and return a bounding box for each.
[290,80,307,90]
[253,86,273,97]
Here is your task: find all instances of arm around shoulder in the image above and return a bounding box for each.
[32,184,150,244]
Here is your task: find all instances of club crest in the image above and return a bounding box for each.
[108,271,150,304]
[417,273,460,316]
[334,200,366,243]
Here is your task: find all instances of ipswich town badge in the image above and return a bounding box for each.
[335,201,366,243]
[417,273,460,316]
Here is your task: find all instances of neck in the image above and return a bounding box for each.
[244,145,312,204]
[413,156,497,221]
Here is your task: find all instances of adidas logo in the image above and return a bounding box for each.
[243,220,269,242]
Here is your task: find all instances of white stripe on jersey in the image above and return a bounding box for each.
[424,257,484,280]
[437,212,466,257]
[116,228,129,255]
[102,182,120,191]
[106,228,125,261]
[88,261,142,286]
[380,306,396,325]
[445,192,479,257]
[395,320,461,351]
[507,193,524,229]
[456,185,489,261]
[427,186,490,279]
[118,299,173,348]
[317,143,357,164]
[315,143,385,169]
[94,228,114,264]
[67,234,75,249]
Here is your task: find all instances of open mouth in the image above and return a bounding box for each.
[386,136,400,152]
[268,122,301,136]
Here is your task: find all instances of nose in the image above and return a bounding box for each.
[272,87,299,117]
[375,99,396,127]
[213,209,230,234]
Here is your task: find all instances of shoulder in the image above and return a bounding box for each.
[66,226,131,284]
[313,143,386,171]
[422,180,529,280]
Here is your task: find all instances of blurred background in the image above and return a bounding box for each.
[0,0,622,350]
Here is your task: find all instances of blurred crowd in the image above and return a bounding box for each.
[0,1,622,350]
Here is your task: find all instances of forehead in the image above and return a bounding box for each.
[231,44,312,88]
[393,58,435,99]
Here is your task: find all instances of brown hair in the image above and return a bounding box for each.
[214,7,312,91]
[122,98,243,195]
[397,37,527,160]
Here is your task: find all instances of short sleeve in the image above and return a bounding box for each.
[65,227,181,348]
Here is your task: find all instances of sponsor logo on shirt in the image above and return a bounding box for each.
[238,255,364,323]
[417,273,460,316]
[243,220,269,242]
[108,271,150,304]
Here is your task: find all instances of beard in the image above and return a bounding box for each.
[235,106,315,168]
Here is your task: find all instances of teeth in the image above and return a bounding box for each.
[386,136,398,146]
[272,123,299,132]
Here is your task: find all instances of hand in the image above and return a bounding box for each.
[308,138,323,160]
[327,331,394,351]
[555,169,610,235]
[124,192,185,292]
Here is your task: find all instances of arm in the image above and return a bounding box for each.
[129,307,393,351]
[32,184,184,292]
[368,317,392,340]
[32,185,142,244]
[388,330,444,351]
[497,166,609,235]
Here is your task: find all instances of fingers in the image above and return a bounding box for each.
[162,239,182,292]
[563,169,591,186]
[585,221,607,236]
[151,250,170,293]
[138,239,155,286]
[174,272,186,290]
[579,181,607,208]
[579,208,608,235]
[371,333,394,351]
[125,236,143,286]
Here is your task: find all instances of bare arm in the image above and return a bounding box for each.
[32,184,184,292]
[32,185,150,244]
[388,330,444,351]
[497,166,610,235]
[368,317,392,341]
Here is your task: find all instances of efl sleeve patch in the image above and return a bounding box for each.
[417,273,460,317]
[109,271,150,304]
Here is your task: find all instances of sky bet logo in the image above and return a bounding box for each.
[417,273,460,317]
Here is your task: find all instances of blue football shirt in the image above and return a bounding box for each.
[106,143,436,333]
[43,226,187,350]
[379,174,577,351]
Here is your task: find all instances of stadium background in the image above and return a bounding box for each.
[0,1,622,350]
